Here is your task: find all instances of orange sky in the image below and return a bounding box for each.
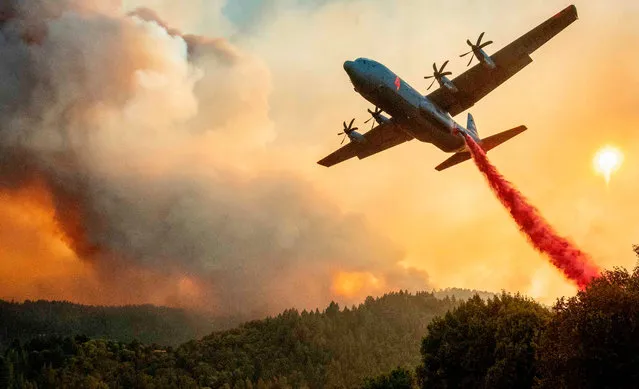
[1,0,638,311]
[231,0,639,303]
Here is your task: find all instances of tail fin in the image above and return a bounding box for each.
[435,125,527,171]
[466,113,478,137]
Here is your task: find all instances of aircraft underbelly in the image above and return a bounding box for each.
[432,135,465,153]
[360,84,463,152]
[411,118,464,152]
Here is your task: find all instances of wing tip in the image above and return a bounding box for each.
[557,4,578,21]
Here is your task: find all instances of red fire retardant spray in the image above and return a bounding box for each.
[463,133,600,290]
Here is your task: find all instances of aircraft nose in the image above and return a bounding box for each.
[343,60,355,74]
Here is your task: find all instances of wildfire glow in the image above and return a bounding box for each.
[593,146,623,184]
[331,271,382,298]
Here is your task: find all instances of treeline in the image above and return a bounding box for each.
[431,287,495,301]
[0,300,220,351]
[7,254,639,389]
[364,247,639,389]
[0,291,460,388]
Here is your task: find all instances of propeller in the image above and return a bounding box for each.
[424,61,452,90]
[460,32,493,66]
[364,107,383,130]
[337,118,358,144]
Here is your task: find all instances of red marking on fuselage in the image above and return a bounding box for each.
[394,76,401,91]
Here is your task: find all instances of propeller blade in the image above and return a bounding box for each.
[424,75,434,79]
[467,39,474,46]
[439,60,449,73]
[460,50,472,57]
[365,107,382,124]
[467,55,474,67]
[441,71,452,76]
[351,127,358,131]
[341,135,346,144]
[343,121,346,128]
[427,78,437,90]
[348,118,355,128]
[338,132,344,135]
[478,41,493,49]
[477,32,485,46]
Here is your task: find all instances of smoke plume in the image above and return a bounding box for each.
[463,134,600,289]
[0,0,427,316]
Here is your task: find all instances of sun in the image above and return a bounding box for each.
[593,146,623,184]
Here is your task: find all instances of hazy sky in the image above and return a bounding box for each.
[1,0,638,312]
[133,0,638,303]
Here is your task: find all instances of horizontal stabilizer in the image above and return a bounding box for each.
[435,152,471,171]
[435,125,527,171]
[480,125,527,151]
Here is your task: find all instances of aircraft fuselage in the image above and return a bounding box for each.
[343,58,479,153]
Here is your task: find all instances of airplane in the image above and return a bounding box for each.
[317,4,578,171]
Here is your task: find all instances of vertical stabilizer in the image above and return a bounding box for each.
[466,113,478,137]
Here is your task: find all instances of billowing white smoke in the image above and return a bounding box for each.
[0,0,427,316]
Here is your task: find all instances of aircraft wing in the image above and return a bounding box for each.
[317,121,413,167]
[428,4,578,117]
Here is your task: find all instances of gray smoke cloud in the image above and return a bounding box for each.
[0,0,428,316]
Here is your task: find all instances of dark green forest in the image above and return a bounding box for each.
[0,300,227,351]
[2,249,639,388]
[1,291,460,388]
[0,288,487,355]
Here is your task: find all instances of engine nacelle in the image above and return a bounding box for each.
[349,131,367,144]
[440,76,459,93]
[478,49,496,69]
[374,114,390,125]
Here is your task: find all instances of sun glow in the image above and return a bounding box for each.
[593,146,623,184]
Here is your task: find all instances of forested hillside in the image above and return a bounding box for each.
[4,259,639,389]
[1,291,459,388]
[0,300,221,351]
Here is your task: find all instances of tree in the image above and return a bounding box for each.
[361,367,415,389]
[0,356,9,388]
[535,262,639,388]
[416,293,550,389]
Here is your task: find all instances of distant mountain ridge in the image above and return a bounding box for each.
[431,287,496,301]
[0,299,222,350]
[0,287,496,352]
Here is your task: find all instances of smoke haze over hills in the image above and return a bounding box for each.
[0,0,427,316]
[1,0,638,314]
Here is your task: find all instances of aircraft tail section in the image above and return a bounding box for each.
[480,125,527,151]
[466,113,478,137]
[435,125,527,171]
[435,151,472,171]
